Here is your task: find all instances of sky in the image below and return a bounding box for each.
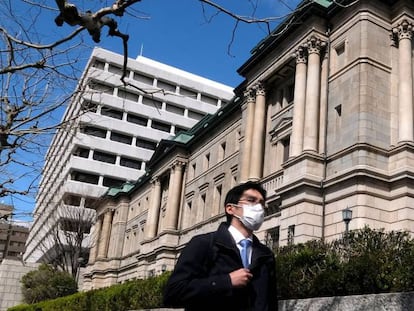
[4,0,303,223]
[97,0,303,86]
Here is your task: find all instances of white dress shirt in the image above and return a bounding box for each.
[228,225,253,266]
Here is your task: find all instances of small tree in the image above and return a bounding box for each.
[21,263,78,304]
[29,204,96,278]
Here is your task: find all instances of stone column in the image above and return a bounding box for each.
[165,162,184,230]
[303,36,324,152]
[107,198,129,258]
[319,47,329,154]
[88,216,102,264]
[249,82,266,180]
[290,46,308,157]
[97,209,113,259]
[393,20,414,142]
[145,177,162,239]
[240,89,256,181]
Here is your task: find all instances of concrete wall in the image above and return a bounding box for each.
[131,291,414,311]
[0,259,39,311]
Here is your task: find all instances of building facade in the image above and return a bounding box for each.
[82,0,414,290]
[23,48,234,265]
[0,204,29,262]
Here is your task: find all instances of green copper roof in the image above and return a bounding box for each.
[314,0,332,8]
[106,181,135,197]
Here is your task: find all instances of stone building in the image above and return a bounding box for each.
[83,0,414,290]
[23,47,234,265]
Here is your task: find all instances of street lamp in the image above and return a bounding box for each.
[342,207,353,241]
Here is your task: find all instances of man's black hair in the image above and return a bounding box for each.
[224,181,267,223]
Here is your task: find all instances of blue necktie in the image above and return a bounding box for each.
[240,239,251,268]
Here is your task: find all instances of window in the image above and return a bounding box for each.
[71,171,99,184]
[118,89,139,102]
[200,94,218,105]
[218,142,226,161]
[88,80,113,95]
[120,157,142,169]
[286,83,295,104]
[151,120,171,133]
[265,201,281,216]
[81,126,106,138]
[188,110,205,121]
[204,153,210,170]
[266,227,280,250]
[166,104,185,115]
[108,63,129,77]
[63,194,81,206]
[287,225,295,245]
[179,86,197,99]
[81,100,97,112]
[110,131,132,144]
[93,151,116,164]
[103,176,125,188]
[157,80,176,92]
[175,126,187,135]
[136,138,157,150]
[142,97,162,109]
[101,107,123,120]
[60,218,91,233]
[282,137,290,162]
[92,60,105,70]
[73,147,89,158]
[190,162,197,179]
[333,41,346,70]
[133,73,153,85]
[127,113,148,126]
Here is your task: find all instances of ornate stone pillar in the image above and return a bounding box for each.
[88,216,102,264]
[393,20,414,142]
[303,36,324,152]
[249,82,266,180]
[319,47,329,154]
[240,89,256,181]
[97,209,113,259]
[108,198,129,258]
[145,177,162,239]
[290,46,308,157]
[165,162,184,230]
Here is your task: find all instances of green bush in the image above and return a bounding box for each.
[21,264,78,304]
[275,226,414,299]
[8,272,171,311]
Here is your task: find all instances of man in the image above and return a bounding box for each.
[163,181,278,311]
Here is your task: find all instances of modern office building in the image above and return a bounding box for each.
[23,47,234,265]
[0,204,29,261]
[83,0,414,290]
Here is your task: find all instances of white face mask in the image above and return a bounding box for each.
[235,203,265,231]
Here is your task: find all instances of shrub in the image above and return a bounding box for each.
[21,264,78,304]
[275,226,414,299]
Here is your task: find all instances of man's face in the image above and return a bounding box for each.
[226,188,265,219]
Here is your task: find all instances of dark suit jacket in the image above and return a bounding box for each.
[163,222,278,311]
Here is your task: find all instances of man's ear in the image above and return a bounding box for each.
[225,203,235,216]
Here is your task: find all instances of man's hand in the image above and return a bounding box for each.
[229,268,253,287]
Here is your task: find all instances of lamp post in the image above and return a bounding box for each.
[342,207,353,242]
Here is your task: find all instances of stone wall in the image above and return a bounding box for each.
[0,259,38,311]
[130,291,414,311]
